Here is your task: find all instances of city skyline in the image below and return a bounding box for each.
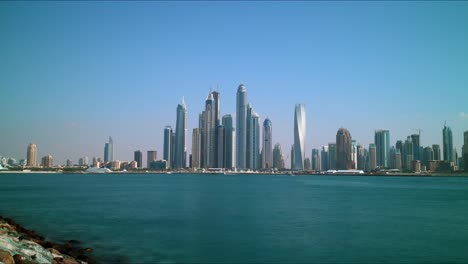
[1,2,468,164]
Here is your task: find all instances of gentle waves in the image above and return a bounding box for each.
[1,173,468,263]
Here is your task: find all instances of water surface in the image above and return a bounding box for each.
[1,173,467,263]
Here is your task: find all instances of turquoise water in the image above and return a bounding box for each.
[1,173,468,263]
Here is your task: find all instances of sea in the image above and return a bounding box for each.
[1,173,468,263]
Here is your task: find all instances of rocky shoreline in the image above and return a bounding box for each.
[0,216,94,264]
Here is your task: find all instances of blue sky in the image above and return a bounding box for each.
[1,1,467,165]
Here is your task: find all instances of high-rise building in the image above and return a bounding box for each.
[273,143,284,170]
[351,140,357,169]
[463,131,468,171]
[26,143,37,167]
[147,151,157,168]
[432,144,441,160]
[336,128,353,170]
[423,146,434,169]
[174,98,187,169]
[163,126,173,168]
[394,149,402,170]
[41,154,53,168]
[104,137,114,163]
[203,93,216,168]
[262,118,273,169]
[356,144,365,170]
[222,114,235,169]
[217,125,225,168]
[304,158,311,170]
[236,84,248,169]
[66,159,72,167]
[411,134,421,161]
[404,136,414,171]
[311,149,320,171]
[246,109,260,170]
[134,150,143,168]
[290,145,295,170]
[293,104,306,170]
[321,146,329,171]
[375,130,390,168]
[328,143,336,170]
[191,128,201,169]
[369,144,377,170]
[443,123,454,162]
[212,91,220,166]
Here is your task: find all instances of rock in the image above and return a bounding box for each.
[0,249,15,264]
[13,254,25,264]
[49,248,61,255]
[12,254,24,263]
[61,256,80,264]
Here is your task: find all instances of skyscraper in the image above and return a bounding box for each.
[191,128,201,169]
[404,136,414,171]
[236,84,248,169]
[356,144,365,170]
[163,126,173,168]
[321,146,329,171]
[463,131,468,171]
[369,143,377,170]
[311,149,320,171]
[351,140,357,169]
[134,150,143,168]
[246,109,260,170]
[203,93,216,168]
[26,143,37,167]
[147,151,157,168]
[328,143,336,170]
[174,97,187,169]
[262,118,273,169]
[432,144,441,160]
[212,90,221,166]
[217,125,225,168]
[293,104,306,170]
[443,123,454,162]
[104,136,114,162]
[411,134,421,161]
[336,128,353,170]
[375,130,390,168]
[222,114,235,169]
[273,143,284,170]
[423,146,434,169]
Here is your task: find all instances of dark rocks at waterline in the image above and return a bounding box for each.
[0,216,96,264]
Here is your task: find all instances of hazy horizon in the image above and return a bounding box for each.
[1,1,467,165]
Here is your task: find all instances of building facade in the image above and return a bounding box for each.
[26,143,37,167]
[375,130,390,168]
[293,104,306,170]
[236,84,248,169]
[262,118,273,169]
[336,128,353,170]
[174,98,187,169]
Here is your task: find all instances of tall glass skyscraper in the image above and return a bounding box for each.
[203,93,216,168]
[191,128,201,169]
[174,98,187,169]
[293,104,306,170]
[104,136,113,163]
[236,84,247,169]
[262,118,273,169]
[163,126,173,167]
[247,108,260,170]
[463,131,468,171]
[443,123,454,162]
[336,128,353,170]
[375,130,390,168]
[273,143,284,170]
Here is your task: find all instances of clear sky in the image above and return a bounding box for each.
[1,1,467,165]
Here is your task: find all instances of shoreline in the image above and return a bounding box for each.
[0,216,94,264]
[1,170,468,177]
